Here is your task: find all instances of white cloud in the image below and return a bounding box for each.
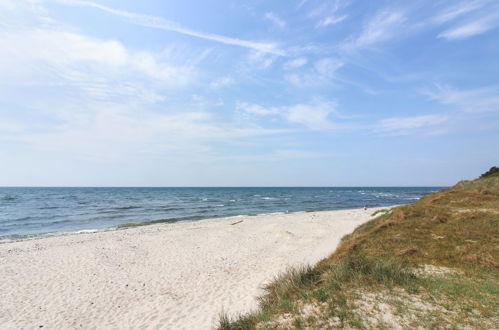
[432,1,484,24]
[286,102,336,129]
[437,14,499,40]
[427,84,499,113]
[222,149,328,162]
[8,101,288,162]
[296,0,308,10]
[285,58,343,87]
[57,0,285,55]
[316,15,347,28]
[264,12,286,28]
[431,1,499,40]
[376,115,449,135]
[314,58,343,76]
[237,99,338,130]
[283,57,308,69]
[343,10,406,50]
[306,0,349,29]
[245,50,278,70]
[0,29,196,103]
[237,103,280,116]
[0,0,52,28]
[209,76,234,89]
[374,83,499,136]
[0,120,27,134]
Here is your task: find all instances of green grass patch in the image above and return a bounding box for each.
[370,208,390,217]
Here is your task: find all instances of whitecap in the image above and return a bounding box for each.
[258,211,285,216]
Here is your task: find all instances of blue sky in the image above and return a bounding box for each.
[1,0,498,186]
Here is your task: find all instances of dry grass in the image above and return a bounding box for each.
[218,176,499,329]
[328,177,499,270]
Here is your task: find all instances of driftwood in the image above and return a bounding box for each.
[230,220,243,225]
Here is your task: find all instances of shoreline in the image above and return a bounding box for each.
[0,205,401,245]
[0,206,394,329]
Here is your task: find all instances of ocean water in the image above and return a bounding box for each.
[0,187,442,241]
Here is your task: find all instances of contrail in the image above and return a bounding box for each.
[56,0,285,55]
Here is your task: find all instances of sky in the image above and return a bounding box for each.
[0,0,498,187]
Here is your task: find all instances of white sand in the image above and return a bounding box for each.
[0,207,388,329]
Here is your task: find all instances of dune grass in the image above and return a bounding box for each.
[218,175,499,329]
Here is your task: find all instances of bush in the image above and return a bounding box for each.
[480,166,499,178]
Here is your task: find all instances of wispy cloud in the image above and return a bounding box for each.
[237,99,339,130]
[285,58,343,87]
[305,0,349,29]
[431,0,499,40]
[16,105,288,161]
[426,84,499,113]
[0,120,27,134]
[264,12,286,28]
[343,9,406,51]
[316,15,347,28]
[376,83,499,136]
[0,0,57,29]
[209,76,234,89]
[315,58,342,76]
[296,0,309,10]
[244,50,279,70]
[0,29,195,102]
[222,149,329,162]
[376,115,449,135]
[432,1,484,24]
[283,57,308,70]
[338,1,496,50]
[57,0,285,55]
[437,13,499,40]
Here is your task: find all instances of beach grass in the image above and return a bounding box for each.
[218,175,499,328]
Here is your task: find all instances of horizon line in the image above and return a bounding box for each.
[0,185,448,188]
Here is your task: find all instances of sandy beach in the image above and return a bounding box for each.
[0,207,388,329]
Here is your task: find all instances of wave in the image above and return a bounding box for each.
[116,214,215,229]
[113,206,141,210]
[0,226,117,243]
[1,195,18,201]
[150,206,184,212]
[116,218,179,229]
[257,211,286,216]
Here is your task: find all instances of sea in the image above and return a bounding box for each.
[0,187,442,241]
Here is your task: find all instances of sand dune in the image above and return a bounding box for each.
[0,207,388,329]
